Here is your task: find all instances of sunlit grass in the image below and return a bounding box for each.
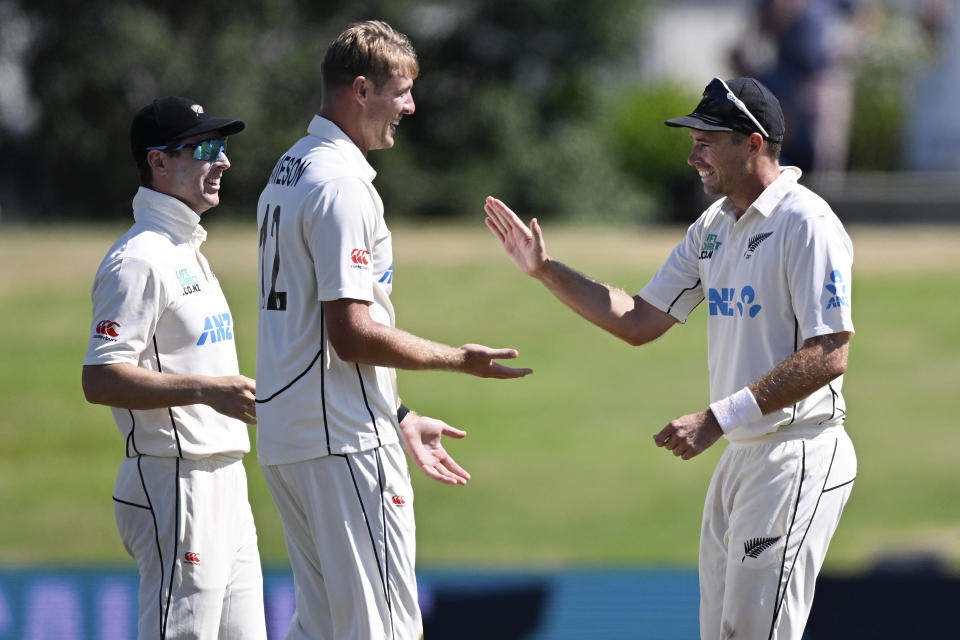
[1,223,957,571]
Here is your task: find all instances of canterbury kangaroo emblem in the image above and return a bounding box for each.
[742,536,781,562]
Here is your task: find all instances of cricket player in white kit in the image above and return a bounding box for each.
[484,77,855,640]
[254,21,531,640]
[83,97,266,639]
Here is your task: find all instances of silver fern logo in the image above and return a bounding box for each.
[744,232,773,259]
[742,536,781,562]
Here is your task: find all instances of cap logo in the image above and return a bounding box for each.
[190,104,204,116]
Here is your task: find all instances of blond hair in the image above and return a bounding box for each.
[322,20,419,90]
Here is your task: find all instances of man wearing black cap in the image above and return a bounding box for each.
[82,97,267,639]
[484,76,856,639]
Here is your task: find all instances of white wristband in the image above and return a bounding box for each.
[709,387,763,434]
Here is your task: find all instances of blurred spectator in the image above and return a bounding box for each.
[903,0,956,170]
[844,0,950,171]
[731,0,861,173]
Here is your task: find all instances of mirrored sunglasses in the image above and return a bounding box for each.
[146,137,227,161]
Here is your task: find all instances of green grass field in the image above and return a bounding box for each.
[1,222,957,572]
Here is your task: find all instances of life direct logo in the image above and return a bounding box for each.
[708,286,762,318]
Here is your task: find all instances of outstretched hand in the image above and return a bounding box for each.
[399,413,471,485]
[459,343,533,379]
[484,196,549,277]
[652,409,723,460]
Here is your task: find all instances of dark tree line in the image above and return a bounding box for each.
[1,0,703,223]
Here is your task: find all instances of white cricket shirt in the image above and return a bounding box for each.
[255,116,399,465]
[639,168,854,441]
[84,187,250,459]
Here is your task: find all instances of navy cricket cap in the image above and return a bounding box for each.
[130,96,245,162]
[665,77,784,143]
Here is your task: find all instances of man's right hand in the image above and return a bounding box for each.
[484,196,549,278]
[458,344,533,379]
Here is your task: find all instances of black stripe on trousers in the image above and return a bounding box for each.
[135,455,181,640]
[344,451,396,640]
[112,496,150,510]
[767,439,838,639]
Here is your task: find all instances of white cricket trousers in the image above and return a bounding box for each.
[113,455,267,640]
[262,442,421,640]
[699,426,856,640]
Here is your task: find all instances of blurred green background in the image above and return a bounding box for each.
[0,223,957,572]
[0,0,946,224]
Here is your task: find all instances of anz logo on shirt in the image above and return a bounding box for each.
[708,286,762,318]
[825,270,850,310]
[196,313,234,346]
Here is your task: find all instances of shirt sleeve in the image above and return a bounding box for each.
[83,255,165,366]
[784,213,855,341]
[638,220,704,322]
[306,177,378,303]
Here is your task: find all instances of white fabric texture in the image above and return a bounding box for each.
[262,443,421,640]
[113,455,266,639]
[698,428,856,640]
[84,187,250,458]
[256,116,400,465]
[639,167,855,441]
[710,386,764,434]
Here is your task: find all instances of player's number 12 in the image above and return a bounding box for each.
[258,204,287,311]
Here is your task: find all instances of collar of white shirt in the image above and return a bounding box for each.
[307,115,377,182]
[132,186,206,247]
[747,166,802,218]
[720,166,803,221]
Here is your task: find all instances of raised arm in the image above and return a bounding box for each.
[484,196,676,346]
[81,363,257,424]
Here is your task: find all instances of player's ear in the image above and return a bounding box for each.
[147,149,169,176]
[748,132,765,156]
[352,76,368,104]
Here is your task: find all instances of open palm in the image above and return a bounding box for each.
[400,413,470,485]
[484,196,548,276]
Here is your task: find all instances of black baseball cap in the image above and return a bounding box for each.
[130,96,245,162]
[665,77,784,143]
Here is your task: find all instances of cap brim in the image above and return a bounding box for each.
[174,117,245,141]
[664,115,734,132]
